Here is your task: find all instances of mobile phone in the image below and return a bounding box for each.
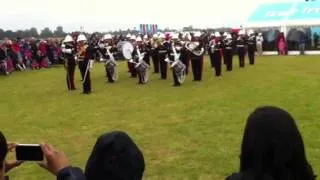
[15,144,43,161]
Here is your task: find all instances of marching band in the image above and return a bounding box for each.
[60,30,258,94]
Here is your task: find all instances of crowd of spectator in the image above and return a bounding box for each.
[0,38,64,75]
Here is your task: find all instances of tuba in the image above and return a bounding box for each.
[185,42,204,56]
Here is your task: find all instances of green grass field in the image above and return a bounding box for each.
[0,56,319,180]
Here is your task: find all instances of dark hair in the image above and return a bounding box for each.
[0,132,8,168]
[240,106,315,180]
[85,131,145,180]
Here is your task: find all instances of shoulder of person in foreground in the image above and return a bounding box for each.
[57,166,86,180]
[225,172,276,180]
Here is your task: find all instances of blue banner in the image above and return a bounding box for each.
[247,1,320,22]
[290,1,320,20]
[248,3,292,22]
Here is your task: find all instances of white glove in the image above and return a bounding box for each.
[62,49,72,54]
[89,60,94,71]
[98,43,105,49]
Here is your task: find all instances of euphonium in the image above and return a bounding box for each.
[185,42,203,56]
[209,40,216,53]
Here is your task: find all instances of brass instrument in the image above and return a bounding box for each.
[77,44,88,59]
[209,40,216,53]
[185,42,204,56]
[151,38,159,49]
[224,39,233,46]
[248,35,255,41]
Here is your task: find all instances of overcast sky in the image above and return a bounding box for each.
[0,0,301,33]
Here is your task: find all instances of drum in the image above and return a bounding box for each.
[106,60,116,68]
[135,61,149,72]
[172,60,186,74]
[172,60,186,84]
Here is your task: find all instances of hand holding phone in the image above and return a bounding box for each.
[38,144,70,175]
[3,143,23,173]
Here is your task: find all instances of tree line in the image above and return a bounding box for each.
[0,25,233,40]
[0,26,67,39]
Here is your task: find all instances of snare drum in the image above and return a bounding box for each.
[172,60,186,73]
[135,61,149,72]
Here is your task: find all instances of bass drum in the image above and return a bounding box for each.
[117,41,134,60]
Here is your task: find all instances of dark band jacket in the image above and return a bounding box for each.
[224,39,233,50]
[236,37,246,48]
[62,44,77,63]
[214,40,223,51]
[132,46,144,62]
[247,36,256,47]
[157,43,168,55]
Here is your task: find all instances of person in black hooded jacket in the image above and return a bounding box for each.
[226,106,316,180]
[85,131,145,180]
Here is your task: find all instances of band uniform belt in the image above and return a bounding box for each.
[226,47,232,49]
[237,45,244,47]
[158,50,167,54]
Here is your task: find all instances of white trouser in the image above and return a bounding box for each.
[256,42,263,55]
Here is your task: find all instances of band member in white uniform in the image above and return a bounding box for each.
[256,33,264,55]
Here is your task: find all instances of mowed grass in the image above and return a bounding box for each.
[0,55,319,180]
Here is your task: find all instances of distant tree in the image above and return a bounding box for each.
[16,30,24,38]
[0,29,5,39]
[183,25,193,32]
[4,30,15,39]
[30,27,39,37]
[40,27,53,38]
[22,29,32,38]
[53,26,66,37]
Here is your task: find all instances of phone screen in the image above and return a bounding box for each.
[15,144,43,161]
